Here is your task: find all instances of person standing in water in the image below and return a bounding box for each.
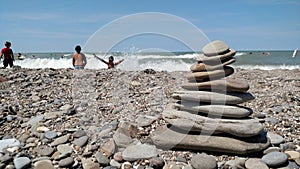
[0,41,15,68]
[93,54,124,69]
[72,45,87,69]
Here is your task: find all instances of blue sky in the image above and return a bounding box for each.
[0,0,299,52]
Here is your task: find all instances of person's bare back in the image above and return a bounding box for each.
[72,45,87,69]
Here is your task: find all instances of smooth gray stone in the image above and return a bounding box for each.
[174,101,252,118]
[58,157,74,168]
[122,144,157,161]
[262,152,288,167]
[190,153,217,169]
[151,126,270,155]
[95,152,109,165]
[44,131,57,139]
[13,157,31,169]
[35,146,54,156]
[34,160,54,169]
[72,136,89,147]
[267,132,284,145]
[25,115,44,126]
[50,134,70,146]
[190,58,236,71]
[186,66,234,81]
[245,158,268,169]
[73,130,86,138]
[196,49,236,63]
[172,91,254,105]
[263,146,281,154]
[183,78,249,92]
[57,144,73,155]
[0,139,21,153]
[163,109,264,137]
[202,40,229,56]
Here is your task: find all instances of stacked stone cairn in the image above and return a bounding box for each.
[151,40,270,155]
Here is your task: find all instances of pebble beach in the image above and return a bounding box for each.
[0,67,300,169]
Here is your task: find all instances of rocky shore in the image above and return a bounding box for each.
[0,67,299,169]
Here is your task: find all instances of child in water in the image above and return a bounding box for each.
[93,54,124,69]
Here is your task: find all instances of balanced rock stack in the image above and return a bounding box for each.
[151,40,270,154]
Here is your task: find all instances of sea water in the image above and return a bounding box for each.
[11,50,300,71]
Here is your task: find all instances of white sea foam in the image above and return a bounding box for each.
[12,52,300,71]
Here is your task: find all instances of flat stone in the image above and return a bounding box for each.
[35,145,54,156]
[50,134,70,146]
[122,144,157,161]
[57,144,73,155]
[190,153,217,169]
[13,157,31,169]
[284,150,300,160]
[58,157,74,168]
[186,66,234,81]
[245,158,268,169]
[82,158,100,169]
[262,152,288,167]
[34,160,54,169]
[113,152,123,162]
[196,49,236,63]
[202,40,229,56]
[100,138,116,157]
[263,146,281,154]
[190,58,236,71]
[44,131,57,139]
[151,125,269,155]
[95,152,109,165]
[136,115,158,127]
[295,158,300,166]
[25,115,44,126]
[183,78,249,92]
[172,90,254,105]
[72,136,89,147]
[113,129,133,148]
[0,138,21,153]
[267,132,284,145]
[174,101,252,118]
[73,130,87,138]
[163,109,264,137]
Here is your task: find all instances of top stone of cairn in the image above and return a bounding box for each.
[202,40,229,56]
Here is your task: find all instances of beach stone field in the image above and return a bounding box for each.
[0,67,300,169]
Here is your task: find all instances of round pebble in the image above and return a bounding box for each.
[262,152,288,167]
[35,146,54,156]
[34,160,54,169]
[191,153,217,169]
[245,158,268,169]
[57,144,73,155]
[44,131,57,139]
[267,132,284,145]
